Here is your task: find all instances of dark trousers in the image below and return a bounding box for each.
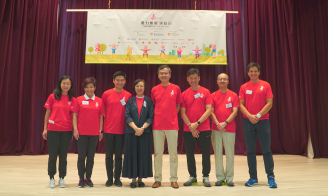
[183,131,211,178]
[242,118,274,179]
[77,135,98,179]
[105,133,125,180]
[47,130,72,179]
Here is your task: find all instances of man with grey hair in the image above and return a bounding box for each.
[151,65,182,189]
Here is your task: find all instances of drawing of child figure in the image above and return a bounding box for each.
[140,46,151,58]
[159,45,166,58]
[192,46,202,59]
[126,46,132,60]
[210,44,217,58]
[174,46,185,61]
[95,43,101,58]
[109,44,119,59]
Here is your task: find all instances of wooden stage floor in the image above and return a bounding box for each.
[0,154,327,196]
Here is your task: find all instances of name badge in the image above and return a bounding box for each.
[48,120,55,124]
[194,93,201,99]
[120,99,126,106]
[226,103,232,108]
[246,90,252,94]
[143,101,147,107]
[82,101,89,105]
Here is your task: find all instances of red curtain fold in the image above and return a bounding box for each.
[0,0,59,155]
[1,0,327,158]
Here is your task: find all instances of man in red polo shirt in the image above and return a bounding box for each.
[211,73,239,187]
[102,71,132,187]
[239,62,277,188]
[151,65,182,189]
[180,68,213,187]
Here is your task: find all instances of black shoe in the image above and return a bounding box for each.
[78,178,85,188]
[106,179,113,187]
[130,182,137,188]
[138,181,145,187]
[84,178,94,187]
[114,179,123,187]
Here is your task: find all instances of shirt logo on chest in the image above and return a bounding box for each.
[228,97,231,102]
[170,90,174,96]
[260,86,264,91]
[68,101,71,105]
[95,102,99,108]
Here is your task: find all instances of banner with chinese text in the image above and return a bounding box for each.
[85,10,227,65]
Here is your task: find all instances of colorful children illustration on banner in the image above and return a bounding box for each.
[126,46,132,60]
[192,46,202,59]
[159,45,166,58]
[174,46,185,61]
[85,10,227,64]
[140,46,151,58]
[109,44,119,59]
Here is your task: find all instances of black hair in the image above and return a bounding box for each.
[54,75,74,101]
[83,77,96,88]
[113,71,126,80]
[187,68,200,77]
[247,62,261,72]
[157,65,172,75]
[132,79,147,93]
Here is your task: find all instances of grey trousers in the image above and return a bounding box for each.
[212,130,235,181]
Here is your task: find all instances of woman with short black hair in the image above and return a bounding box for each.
[71,77,105,188]
[122,79,154,188]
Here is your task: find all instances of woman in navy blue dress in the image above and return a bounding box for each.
[122,79,154,188]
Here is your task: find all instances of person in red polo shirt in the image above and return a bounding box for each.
[71,77,105,188]
[211,73,239,187]
[180,68,213,187]
[151,65,182,189]
[42,75,75,189]
[102,71,132,187]
[239,62,277,188]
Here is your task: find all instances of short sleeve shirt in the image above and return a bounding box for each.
[71,95,105,135]
[212,90,239,133]
[239,80,273,120]
[181,86,212,132]
[102,89,132,134]
[151,83,183,130]
[44,94,76,131]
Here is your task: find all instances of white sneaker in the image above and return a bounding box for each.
[59,178,66,188]
[203,177,212,187]
[227,180,235,186]
[48,178,56,188]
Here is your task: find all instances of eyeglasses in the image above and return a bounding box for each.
[159,72,169,76]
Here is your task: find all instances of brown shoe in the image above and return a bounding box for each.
[171,182,179,188]
[152,181,161,188]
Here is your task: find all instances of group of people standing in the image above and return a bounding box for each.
[42,62,277,189]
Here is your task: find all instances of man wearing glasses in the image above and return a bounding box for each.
[211,73,239,187]
[151,65,182,189]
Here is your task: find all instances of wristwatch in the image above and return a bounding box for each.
[256,113,261,118]
[197,121,201,125]
[99,130,103,133]
[142,126,145,129]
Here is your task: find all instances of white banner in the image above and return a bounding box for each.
[85,10,227,65]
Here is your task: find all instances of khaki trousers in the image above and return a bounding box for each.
[153,130,178,182]
[212,130,236,181]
